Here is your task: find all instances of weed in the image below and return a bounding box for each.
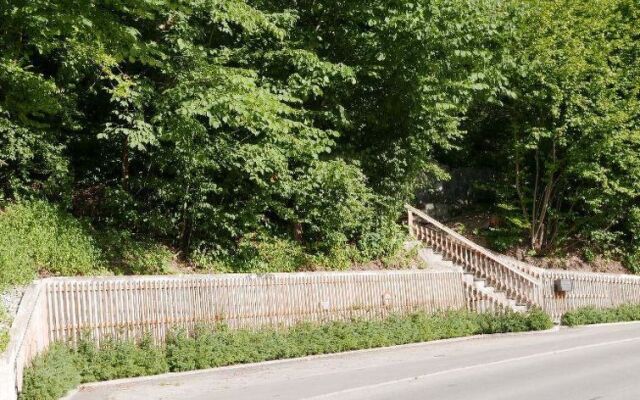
[562,304,640,326]
[20,309,553,399]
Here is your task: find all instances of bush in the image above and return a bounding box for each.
[20,344,81,400]
[96,230,175,275]
[562,304,640,326]
[20,309,553,398]
[232,234,308,273]
[163,309,551,370]
[0,202,179,288]
[76,334,168,382]
[0,201,102,288]
[0,303,10,353]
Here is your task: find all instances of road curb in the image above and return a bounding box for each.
[64,322,640,399]
[561,320,640,329]
[62,325,560,399]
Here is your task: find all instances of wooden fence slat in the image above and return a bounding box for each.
[43,271,468,343]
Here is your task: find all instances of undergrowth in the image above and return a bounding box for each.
[0,201,175,289]
[20,309,552,400]
[0,201,102,288]
[0,303,10,353]
[562,304,640,326]
[0,201,411,288]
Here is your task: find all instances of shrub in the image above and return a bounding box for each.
[524,307,555,331]
[232,234,308,273]
[163,309,552,369]
[0,303,10,353]
[96,230,174,275]
[562,304,640,326]
[0,202,179,288]
[308,244,361,271]
[475,307,552,333]
[77,335,168,381]
[165,328,198,372]
[21,309,553,398]
[0,201,102,288]
[19,344,81,400]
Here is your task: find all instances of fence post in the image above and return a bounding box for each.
[407,209,414,237]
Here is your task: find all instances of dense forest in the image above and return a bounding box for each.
[0,0,639,287]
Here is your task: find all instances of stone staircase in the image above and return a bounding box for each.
[407,205,541,313]
[419,247,528,313]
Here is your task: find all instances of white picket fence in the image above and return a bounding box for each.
[4,266,640,400]
[537,269,640,320]
[45,271,466,345]
[1,270,466,399]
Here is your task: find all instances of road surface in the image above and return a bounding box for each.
[67,323,640,400]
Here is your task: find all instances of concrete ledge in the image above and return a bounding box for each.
[0,282,45,400]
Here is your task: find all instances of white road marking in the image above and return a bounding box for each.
[303,336,640,399]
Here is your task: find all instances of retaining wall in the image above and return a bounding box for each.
[538,269,640,320]
[0,283,49,400]
[4,268,640,399]
[0,270,465,399]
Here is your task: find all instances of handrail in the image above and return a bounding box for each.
[405,205,539,285]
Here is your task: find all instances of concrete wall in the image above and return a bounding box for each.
[0,270,466,399]
[0,283,49,400]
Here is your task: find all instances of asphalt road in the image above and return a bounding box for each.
[67,323,640,400]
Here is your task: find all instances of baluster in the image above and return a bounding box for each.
[408,210,414,235]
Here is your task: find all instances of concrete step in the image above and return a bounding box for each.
[420,243,530,313]
[463,273,475,285]
[418,248,458,270]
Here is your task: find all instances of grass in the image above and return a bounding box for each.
[0,201,103,289]
[0,201,413,288]
[20,309,552,400]
[0,201,175,289]
[561,304,640,326]
[0,302,10,353]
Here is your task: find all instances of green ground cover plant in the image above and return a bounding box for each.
[20,309,552,400]
[561,304,640,327]
[0,202,176,289]
[0,303,10,353]
[19,344,82,400]
[0,201,102,288]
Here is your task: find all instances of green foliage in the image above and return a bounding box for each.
[96,230,175,275]
[76,335,168,382]
[463,0,640,260]
[0,0,404,265]
[1,0,638,271]
[264,0,514,199]
[0,329,7,354]
[562,304,640,327]
[483,224,527,254]
[19,344,81,400]
[21,309,552,399]
[0,201,102,288]
[232,234,307,273]
[0,201,181,288]
[0,303,10,353]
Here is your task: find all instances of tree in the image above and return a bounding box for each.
[0,0,395,264]
[464,0,640,257]
[259,0,514,201]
